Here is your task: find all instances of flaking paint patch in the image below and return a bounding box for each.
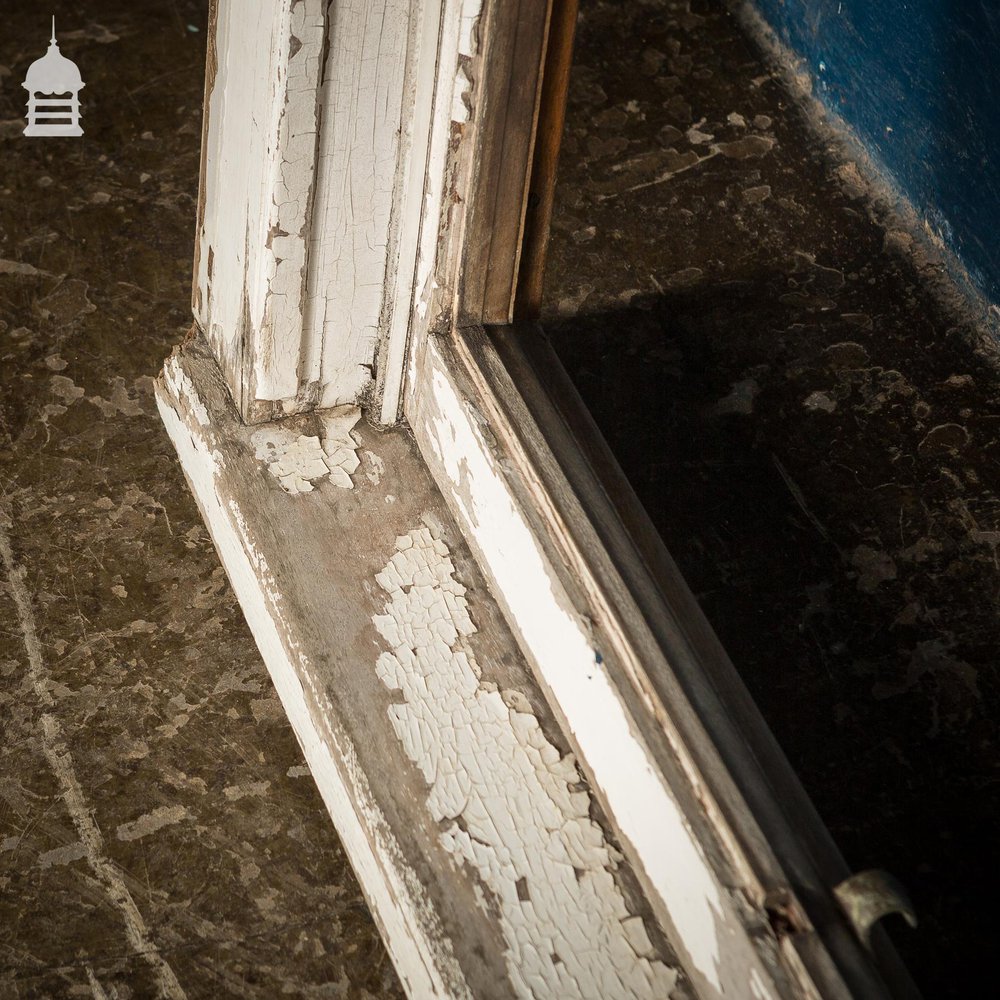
[251,406,362,493]
[457,0,482,57]
[257,0,326,401]
[155,364,473,998]
[373,526,679,999]
[301,0,410,410]
[365,451,386,486]
[418,340,780,1000]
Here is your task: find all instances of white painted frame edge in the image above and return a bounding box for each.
[406,330,791,1000]
[404,325,912,1000]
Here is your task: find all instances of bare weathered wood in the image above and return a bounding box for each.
[458,0,553,326]
[515,0,579,320]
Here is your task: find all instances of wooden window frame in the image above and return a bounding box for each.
[160,2,919,997]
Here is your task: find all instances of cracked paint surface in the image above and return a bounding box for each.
[301,0,411,410]
[373,526,679,999]
[251,405,362,493]
[196,0,327,416]
[258,0,326,402]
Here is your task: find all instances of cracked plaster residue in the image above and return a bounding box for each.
[373,526,679,999]
[251,406,362,494]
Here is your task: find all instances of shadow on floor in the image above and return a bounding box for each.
[545,281,1000,996]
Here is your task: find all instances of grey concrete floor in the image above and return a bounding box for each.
[0,4,402,997]
[545,2,1000,996]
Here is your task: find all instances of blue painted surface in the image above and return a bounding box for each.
[752,0,1000,303]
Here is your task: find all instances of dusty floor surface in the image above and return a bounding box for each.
[544,1,1000,996]
[0,4,402,997]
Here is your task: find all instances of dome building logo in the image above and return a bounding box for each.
[22,17,85,137]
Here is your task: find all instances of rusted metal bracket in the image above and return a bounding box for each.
[835,870,918,948]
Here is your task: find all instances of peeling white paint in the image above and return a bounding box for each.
[301,0,412,410]
[378,0,467,425]
[451,65,473,124]
[365,451,387,486]
[251,406,362,493]
[155,369,472,1000]
[373,526,679,999]
[196,1,327,413]
[457,0,482,58]
[407,0,481,410]
[256,433,336,494]
[257,0,327,402]
[417,337,779,1000]
[164,356,210,427]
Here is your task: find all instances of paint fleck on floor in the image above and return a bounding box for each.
[0,4,402,996]
[544,2,1000,997]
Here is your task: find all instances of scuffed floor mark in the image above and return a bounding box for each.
[0,517,187,1000]
[36,278,97,324]
[38,842,88,869]
[86,965,111,1000]
[87,376,148,418]
[373,526,679,1000]
[223,780,271,802]
[251,406,362,494]
[49,375,85,406]
[115,805,191,842]
[0,258,54,277]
